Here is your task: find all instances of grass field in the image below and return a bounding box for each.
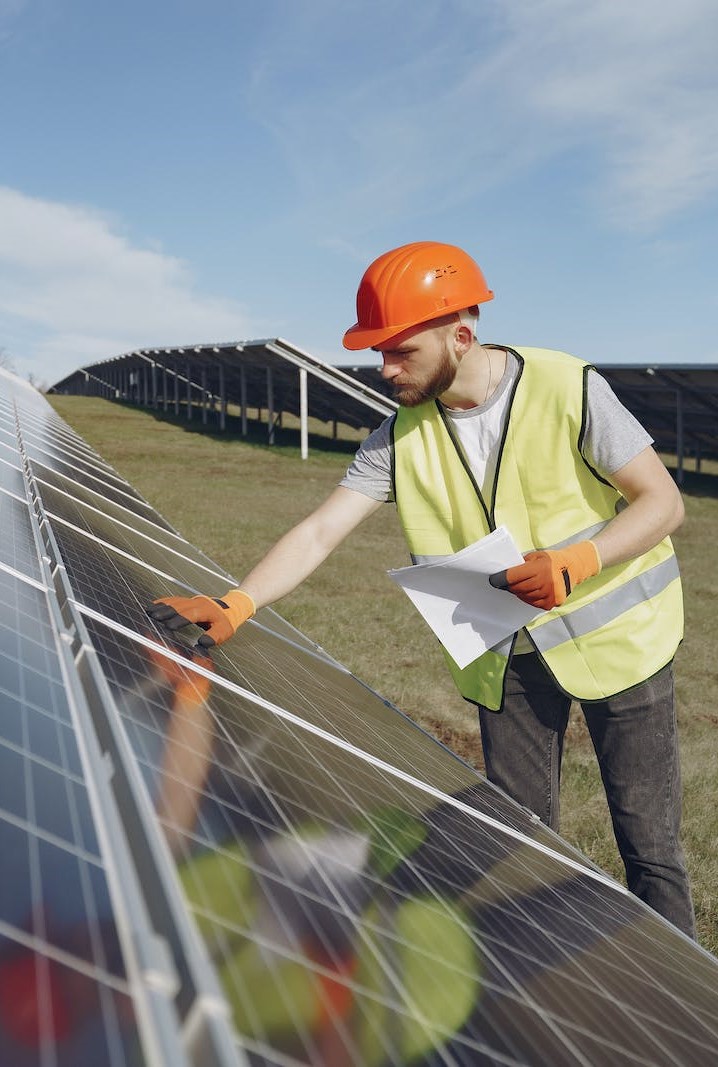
[49,395,718,954]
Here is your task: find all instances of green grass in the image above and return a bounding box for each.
[49,396,718,954]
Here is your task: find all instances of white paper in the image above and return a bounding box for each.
[387,526,542,669]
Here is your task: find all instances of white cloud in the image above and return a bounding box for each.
[497,0,718,227]
[0,187,252,384]
[244,0,718,232]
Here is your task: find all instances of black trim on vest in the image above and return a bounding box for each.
[436,401,493,531]
[387,412,398,503]
[488,347,525,523]
[578,365,615,489]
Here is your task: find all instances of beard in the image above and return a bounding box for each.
[391,342,459,407]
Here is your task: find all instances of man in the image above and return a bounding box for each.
[148,241,695,938]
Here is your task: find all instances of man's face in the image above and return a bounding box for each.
[375,322,459,407]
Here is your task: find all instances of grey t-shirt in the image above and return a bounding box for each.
[340,349,652,503]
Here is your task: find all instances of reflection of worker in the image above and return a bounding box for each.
[145,640,215,854]
[181,805,479,1066]
[143,648,479,1063]
[148,241,694,937]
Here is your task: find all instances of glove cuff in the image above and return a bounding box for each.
[221,589,256,631]
[573,540,602,580]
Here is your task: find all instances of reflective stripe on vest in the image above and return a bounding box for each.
[530,554,680,653]
[392,346,683,709]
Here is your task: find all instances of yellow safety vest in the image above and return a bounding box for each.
[392,346,683,710]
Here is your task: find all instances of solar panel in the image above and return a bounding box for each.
[0,455,28,498]
[0,438,22,467]
[0,493,44,581]
[35,467,228,576]
[0,559,149,1066]
[3,366,718,1066]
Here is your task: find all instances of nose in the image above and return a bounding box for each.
[380,354,402,380]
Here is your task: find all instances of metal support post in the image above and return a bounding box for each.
[219,363,226,431]
[267,368,275,445]
[675,388,684,486]
[299,368,308,460]
[240,366,247,437]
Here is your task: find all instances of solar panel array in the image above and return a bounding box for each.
[2,366,718,1067]
[49,338,397,435]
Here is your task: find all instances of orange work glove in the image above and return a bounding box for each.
[146,590,256,647]
[494,541,601,610]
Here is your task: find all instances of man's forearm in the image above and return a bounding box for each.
[592,493,683,568]
[238,519,339,609]
[592,448,684,569]
[147,487,382,647]
[237,485,383,611]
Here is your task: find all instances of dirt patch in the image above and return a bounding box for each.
[421,716,486,774]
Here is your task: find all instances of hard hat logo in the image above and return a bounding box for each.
[342,241,493,351]
[429,264,458,280]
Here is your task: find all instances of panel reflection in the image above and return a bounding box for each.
[82,617,718,1067]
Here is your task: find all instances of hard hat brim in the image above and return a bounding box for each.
[342,293,493,351]
[342,321,420,351]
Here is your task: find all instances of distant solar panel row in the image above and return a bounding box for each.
[49,338,397,438]
[2,367,718,1067]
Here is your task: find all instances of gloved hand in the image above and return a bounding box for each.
[146,590,256,647]
[491,541,601,610]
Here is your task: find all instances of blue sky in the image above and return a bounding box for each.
[2,0,717,387]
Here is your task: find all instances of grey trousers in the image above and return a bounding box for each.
[477,654,696,939]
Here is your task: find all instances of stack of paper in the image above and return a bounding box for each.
[387,526,542,668]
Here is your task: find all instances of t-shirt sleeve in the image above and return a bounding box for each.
[339,416,395,502]
[583,369,654,475]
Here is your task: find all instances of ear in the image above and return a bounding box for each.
[454,323,474,354]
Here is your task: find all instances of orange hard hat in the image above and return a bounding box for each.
[342,241,494,351]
